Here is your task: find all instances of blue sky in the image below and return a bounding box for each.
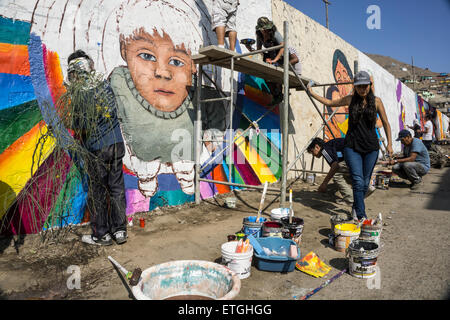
[284,0,450,73]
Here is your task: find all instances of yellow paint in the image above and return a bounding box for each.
[337,118,349,135]
[234,130,277,183]
[0,121,55,218]
[335,223,360,233]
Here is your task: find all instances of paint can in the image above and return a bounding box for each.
[270,207,290,222]
[334,223,360,253]
[348,240,379,279]
[280,217,304,245]
[225,197,237,209]
[242,216,266,237]
[235,232,245,241]
[359,223,382,245]
[261,221,283,238]
[139,218,145,228]
[306,173,316,184]
[376,174,390,190]
[330,214,353,235]
[221,241,254,279]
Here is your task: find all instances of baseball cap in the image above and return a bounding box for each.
[256,17,274,31]
[353,71,372,86]
[396,129,412,141]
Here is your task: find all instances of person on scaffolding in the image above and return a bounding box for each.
[64,50,128,246]
[243,16,302,106]
[307,71,393,222]
[212,0,239,51]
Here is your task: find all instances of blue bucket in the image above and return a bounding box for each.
[242,216,267,237]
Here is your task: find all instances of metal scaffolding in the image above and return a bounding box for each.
[192,20,354,208]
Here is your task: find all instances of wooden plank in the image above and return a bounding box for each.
[192,45,311,89]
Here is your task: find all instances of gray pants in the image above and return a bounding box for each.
[333,163,353,202]
[392,162,427,184]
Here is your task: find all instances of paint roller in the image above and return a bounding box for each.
[108,256,142,286]
[256,182,269,223]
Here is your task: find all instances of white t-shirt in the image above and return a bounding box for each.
[423,120,433,141]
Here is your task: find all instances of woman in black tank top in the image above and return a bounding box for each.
[307,71,393,220]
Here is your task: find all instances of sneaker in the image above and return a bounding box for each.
[112,230,128,244]
[365,185,376,198]
[81,234,113,246]
[410,179,423,190]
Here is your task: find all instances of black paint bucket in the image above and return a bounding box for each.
[280,217,304,245]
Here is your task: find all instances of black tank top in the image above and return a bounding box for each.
[344,101,380,153]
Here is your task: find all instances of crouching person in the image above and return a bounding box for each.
[307,137,354,205]
[388,129,430,190]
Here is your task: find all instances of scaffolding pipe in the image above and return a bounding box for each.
[195,65,203,204]
[228,58,234,184]
[198,178,279,192]
[280,21,289,207]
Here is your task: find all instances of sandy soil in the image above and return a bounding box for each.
[1,163,449,301]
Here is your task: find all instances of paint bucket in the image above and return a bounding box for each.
[334,223,360,253]
[225,197,237,208]
[235,232,245,241]
[131,260,241,300]
[306,173,316,184]
[330,214,353,235]
[359,223,383,245]
[139,218,145,228]
[376,174,390,190]
[280,217,304,245]
[261,221,283,238]
[348,240,380,279]
[242,216,267,237]
[221,241,254,279]
[270,207,290,222]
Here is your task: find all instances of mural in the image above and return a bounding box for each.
[324,49,354,140]
[0,0,279,234]
[1,0,445,235]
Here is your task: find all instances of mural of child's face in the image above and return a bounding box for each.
[335,60,352,96]
[121,29,196,112]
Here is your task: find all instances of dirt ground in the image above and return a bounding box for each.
[1,160,449,301]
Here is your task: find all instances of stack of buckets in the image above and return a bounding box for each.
[220,208,304,279]
[330,214,382,279]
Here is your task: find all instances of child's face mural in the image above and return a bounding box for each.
[335,60,352,97]
[121,29,196,112]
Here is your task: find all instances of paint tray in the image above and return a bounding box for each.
[295,251,332,278]
[253,237,300,273]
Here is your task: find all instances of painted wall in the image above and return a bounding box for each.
[0,0,443,234]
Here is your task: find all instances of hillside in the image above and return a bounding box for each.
[365,53,450,108]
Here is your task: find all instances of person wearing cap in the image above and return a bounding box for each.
[211,0,239,51]
[407,119,423,139]
[381,129,430,190]
[244,17,302,105]
[64,50,128,246]
[307,70,393,221]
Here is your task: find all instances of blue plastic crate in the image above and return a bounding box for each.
[253,237,300,272]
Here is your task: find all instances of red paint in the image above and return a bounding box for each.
[139,218,145,228]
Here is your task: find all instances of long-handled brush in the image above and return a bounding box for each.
[256,182,269,223]
[294,268,348,300]
[108,256,142,286]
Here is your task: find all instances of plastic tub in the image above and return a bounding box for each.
[253,237,300,273]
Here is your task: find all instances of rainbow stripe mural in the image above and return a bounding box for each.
[0,16,87,235]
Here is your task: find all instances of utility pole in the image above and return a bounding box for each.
[411,56,416,91]
[323,0,331,29]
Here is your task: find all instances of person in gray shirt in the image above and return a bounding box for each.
[383,129,430,190]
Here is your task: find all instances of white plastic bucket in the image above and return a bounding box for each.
[359,224,383,245]
[221,241,253,279]
[270,208,290,222]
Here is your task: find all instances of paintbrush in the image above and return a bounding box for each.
[256,182,269,223]
[108,256,142,286]
[289,189,294,224]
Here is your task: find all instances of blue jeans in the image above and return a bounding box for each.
[344,147,379,219]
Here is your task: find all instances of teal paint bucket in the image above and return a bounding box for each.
[242,216,267,237]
